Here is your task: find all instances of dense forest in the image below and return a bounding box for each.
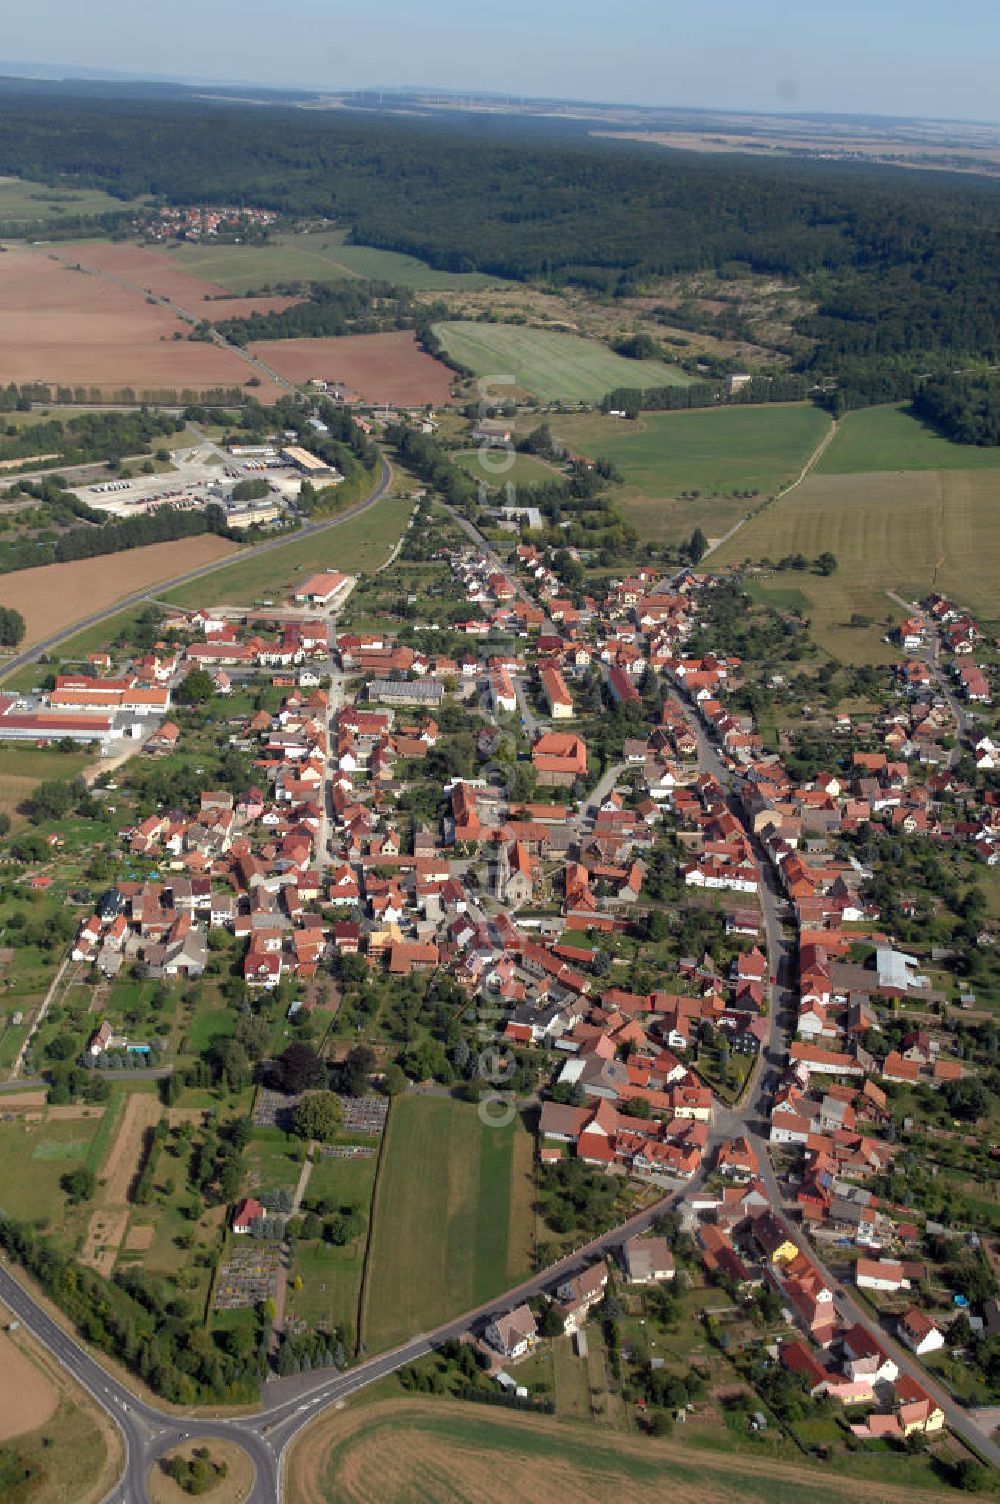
[1,88,1000,404]
[912,372,1000,446]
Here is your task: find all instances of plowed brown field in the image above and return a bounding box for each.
[59,241,301,319]
[249,331,455,405]
[0,244,285,395]
[0,534,238,647]
[0,1326,57,1440]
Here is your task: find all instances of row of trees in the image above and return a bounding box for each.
[0,495,239,576]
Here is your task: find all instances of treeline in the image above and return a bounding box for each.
[0,500,237,575]
[599,371,813,416]
[210,281,424,345]
[0,381,245,409]
[912,372,1000,446]
[1,93,999,388]
[0,1213,265,1403]
[388,426,479,510]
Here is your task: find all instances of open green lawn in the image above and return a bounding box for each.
[362,1096,535,1353]
[163,490,411,609]
[183,1005,236,1054]
[817,404,1000,475]
[714,467,1000,662]
[0,175,149,227]
[453,449,564,489]
[0,745,95,819]
[0,1112,105,1234]
[550,404,832,542]
[164,230,504,293]
[246,1128,308,1198]
[433,321,691,403]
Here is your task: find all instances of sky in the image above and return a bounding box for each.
[5,0,1000,123]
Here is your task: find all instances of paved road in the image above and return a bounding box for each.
[0,1166,697,1504]
[437,501,535,609]
[885,589,976,767]
[676,688,1000,1466]
[0,453,392,687]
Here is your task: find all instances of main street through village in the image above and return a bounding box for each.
[3,631,999,1502]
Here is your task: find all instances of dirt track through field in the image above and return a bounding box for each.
[288,1398,959,1504]
[58,241,302,320]
[99,1091,161,1203]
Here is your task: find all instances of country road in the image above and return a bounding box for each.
[0,451,392,686]
[703,413,838,561]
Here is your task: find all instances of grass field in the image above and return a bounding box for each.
[361,1096,535,1353]
[817,404,1000,475]
[0,1113,105,1234]
[453,449,564,488]
[715,468,1000,661]
[0,175,149,227]
[287,1397,961,1504]
[164,230,503,293]
[550,404,832,542]
[162,491,412,609]
[0,746,95,822]
[433,322,690,403]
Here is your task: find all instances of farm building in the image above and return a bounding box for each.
[293,571,351,608]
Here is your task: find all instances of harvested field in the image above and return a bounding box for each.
[288,1398,958,1504]
[46,1104,106,1122]
[99,1091,161,1203]
[0,1089,47,1111]
[149,1437,254,1504]
[714,467,1000,661]
[0,243,285,396]
[59,240,303,320]
[249,331,455,406]
[79,1207,129,1278]
[0,1297,123,1503]
[0,1326,57,1441]
[0,533,239,648]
